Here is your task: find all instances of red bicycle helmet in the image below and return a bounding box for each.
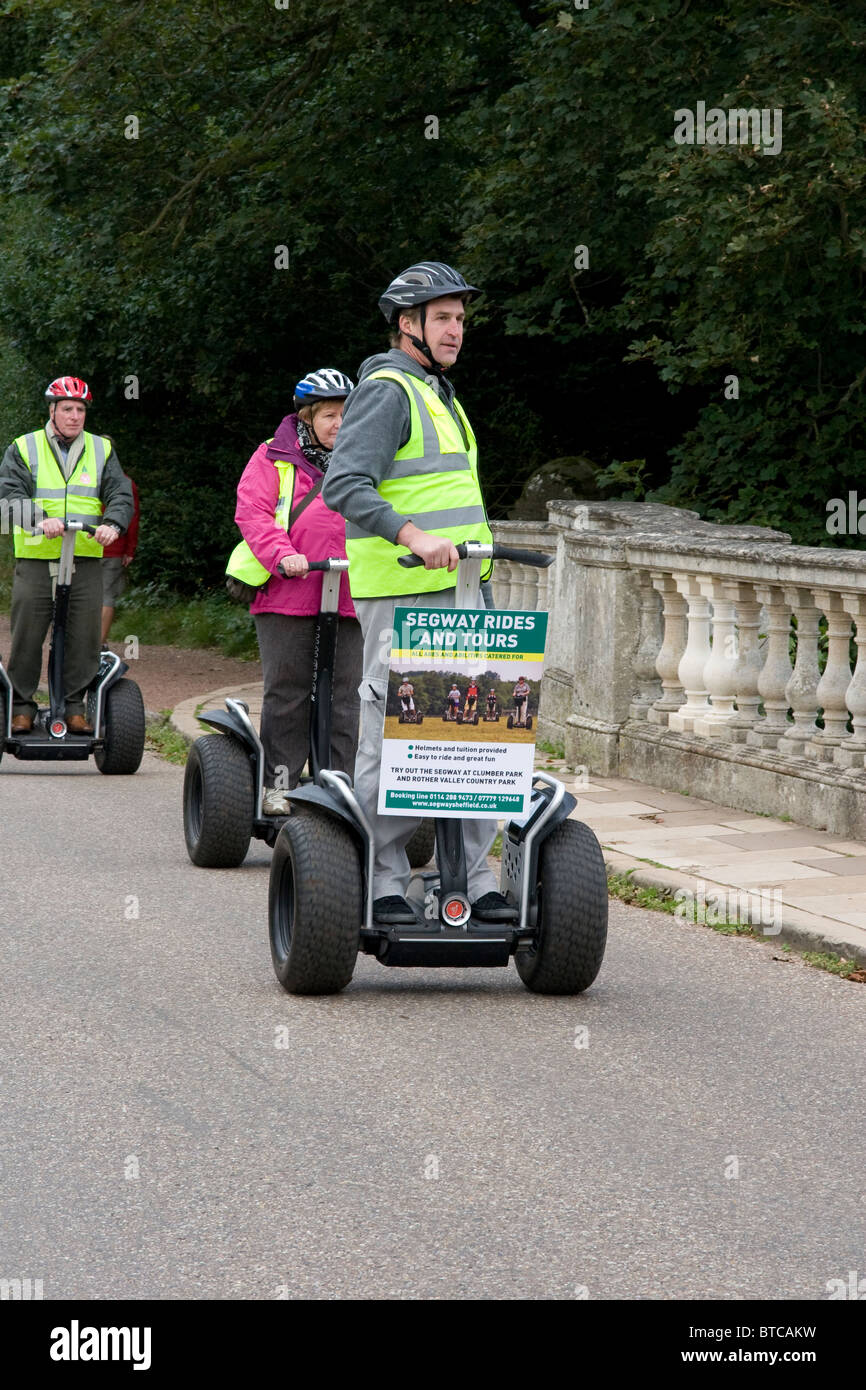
[45,376,92,403]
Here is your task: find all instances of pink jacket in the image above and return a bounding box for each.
[234,415,355,618]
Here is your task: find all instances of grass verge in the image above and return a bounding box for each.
[146,711,191,766]
[606,867,865,982]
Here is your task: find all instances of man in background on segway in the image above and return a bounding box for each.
[0,377,132,734]
[464,679,479,720]
[397,676,416,718]
[323,260,515,928]
[513,675,531,727]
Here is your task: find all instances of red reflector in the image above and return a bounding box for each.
[446,901,463,919]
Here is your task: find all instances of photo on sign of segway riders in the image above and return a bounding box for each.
[385,665,541,742]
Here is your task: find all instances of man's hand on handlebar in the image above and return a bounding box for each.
[94,523,120,546]
[278,553,309,578]
[40,518,65,539]
[396,521,459,572]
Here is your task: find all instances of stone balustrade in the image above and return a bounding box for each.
[490,502,866,839]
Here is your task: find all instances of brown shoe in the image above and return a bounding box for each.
[11,714,33,733]
[67,714,94,735]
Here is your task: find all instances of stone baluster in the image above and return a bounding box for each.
[694,576,738,738]
[647,573,686,724]
[667,573,712,734]
[835,595,866,770]
[629,571,663,720]
[804,591,853,760]
[747,585,793,749]
[521,566,539,613]
[780,588,820,757]
[723,581,763,742]
[491,560,512,609]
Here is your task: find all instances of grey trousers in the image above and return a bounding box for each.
[8,557,103,719]
[353,592,499,901]
[254,612,362,787]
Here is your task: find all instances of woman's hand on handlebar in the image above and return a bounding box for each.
[278,553,309,578]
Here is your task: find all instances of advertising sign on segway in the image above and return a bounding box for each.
[379,607,547,819]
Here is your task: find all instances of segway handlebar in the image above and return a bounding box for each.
[398,542,554,569]
[277,557,349,577]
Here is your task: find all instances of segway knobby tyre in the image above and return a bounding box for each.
[516,818,608,995]
[406,818,436,868]
[95,677,145,775]
[269,811,361,994]
[183,734,254,867]
[507,714,514,729]
[416,712,423,725]
[526,715,533,731]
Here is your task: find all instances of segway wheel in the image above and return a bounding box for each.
[507,714,514,729]
[457,711,463,724]
[406,818,436,868]
[183,734,254,867]
[526,715,533,731]
[473,713,480,725]
[516,818,608,995]
[399,712,405,723]
[416,713,423,725]
[442,712,448,722]
[269,810,361,994]
[95,678,145,775]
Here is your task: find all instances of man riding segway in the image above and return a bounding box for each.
[322,260,514,927]
[463,679,479,722]
[0,377,133,736]
[397,675,416,720]
[512,675,531,728]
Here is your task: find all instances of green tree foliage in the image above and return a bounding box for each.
[0,0,862,595]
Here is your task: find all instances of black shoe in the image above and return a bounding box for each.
[471,891,519,923]
[373,895,418,925]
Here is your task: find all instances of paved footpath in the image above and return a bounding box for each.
[1,747,865,1299]
[176,684,866,966]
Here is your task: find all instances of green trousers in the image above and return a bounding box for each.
[7,557,103,719]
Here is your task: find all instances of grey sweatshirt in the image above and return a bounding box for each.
[322,348,470,543]
[0,425,134,533]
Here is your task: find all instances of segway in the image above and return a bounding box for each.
[398,705,423,725]
[183,558,435,869]
[442,701,463,724]
[483,694,500,722]
[507,705,533,731]
[268,541,608,996]
[0,521,145,774]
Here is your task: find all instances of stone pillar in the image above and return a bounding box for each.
[805,591,853,761]
[780,588,820,757]
[835,594,866,770]
[667,573,712,734]
[647,573,686,725]
[747,585,792,749]
[724,581,763,742]
[694,576,738,738]
[628,571,663,720]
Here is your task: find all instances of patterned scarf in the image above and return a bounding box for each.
[296,416,332,474]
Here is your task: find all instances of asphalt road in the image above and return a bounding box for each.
[1,751,864,1301]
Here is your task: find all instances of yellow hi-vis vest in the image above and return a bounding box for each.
[12,429,108,558]
[343,369,493,599]
[225,457,296,586]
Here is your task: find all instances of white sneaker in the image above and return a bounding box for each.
[263,787,292,816]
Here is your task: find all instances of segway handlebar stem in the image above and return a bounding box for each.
[398,542,553,570]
